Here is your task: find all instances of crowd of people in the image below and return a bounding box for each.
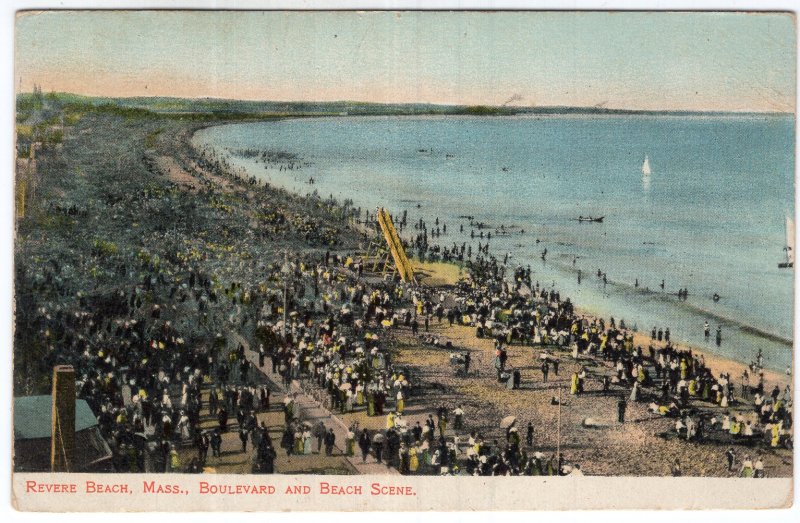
[14,107,793,478]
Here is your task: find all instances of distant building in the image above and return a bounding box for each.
[13,395,113,472]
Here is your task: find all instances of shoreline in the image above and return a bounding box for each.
[550,259,793,349]
[413,257,790,393]
[192,117,794,371]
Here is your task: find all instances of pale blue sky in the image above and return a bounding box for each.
[15,10,797,112]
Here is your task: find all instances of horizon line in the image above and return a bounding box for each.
[16,90,796,116]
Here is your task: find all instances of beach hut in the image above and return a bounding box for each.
[13,395,113,472]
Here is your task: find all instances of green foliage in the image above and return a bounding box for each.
[92,238,119,257]
[144,128,164,148]
[464,105,514,116]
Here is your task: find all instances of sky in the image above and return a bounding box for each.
[14,10,798,112]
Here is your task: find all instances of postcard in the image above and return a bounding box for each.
[11,8,795,511]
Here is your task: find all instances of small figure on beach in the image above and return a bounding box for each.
[725,447,737,472]
[617,397,627,423]
[704,321,710,338]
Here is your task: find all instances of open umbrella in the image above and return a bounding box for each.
[500,415,517,429]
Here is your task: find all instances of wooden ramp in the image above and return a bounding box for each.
[374,207,416,283]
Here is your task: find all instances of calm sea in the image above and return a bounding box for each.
[194,114,795,370]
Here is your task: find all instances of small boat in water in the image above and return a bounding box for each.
[576,216,604,223]
[778,215,794,268]
[642,155,651,176]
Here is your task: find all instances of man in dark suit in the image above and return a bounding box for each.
[324,428,336,456]
[358,429,371,463]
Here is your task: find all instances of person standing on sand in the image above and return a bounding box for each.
[438,410,448,438]
[726,447,737,472]
[526,422,534,447]
[740,455,754,477]
[617,397,627,423]
[541,360,550,383]
[671,459,682,477]
[630,381,641,402]
[453,405,465,431]
[754,453,765,478]
[704,321,710,339]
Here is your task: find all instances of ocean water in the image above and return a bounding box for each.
[194,114,795,371]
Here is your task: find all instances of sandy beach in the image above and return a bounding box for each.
[181,122,793,477]
[13,100,793,478]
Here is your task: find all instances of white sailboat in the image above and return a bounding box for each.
[641,154,651,191]
[779,215,794,268]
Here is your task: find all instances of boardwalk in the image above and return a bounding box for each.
[175,332,398,475]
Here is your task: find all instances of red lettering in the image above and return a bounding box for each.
[319,483,362,495]
[370,483,415,496]
[25,481,77,493]
[143,481,181,494]
[199,482,275,495]
[86,481,129,493]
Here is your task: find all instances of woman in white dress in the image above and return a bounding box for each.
[177,411,191,440]
[302,428,313,455]
[630,381,641,402]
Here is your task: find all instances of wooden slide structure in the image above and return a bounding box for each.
[375,207,416,284]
